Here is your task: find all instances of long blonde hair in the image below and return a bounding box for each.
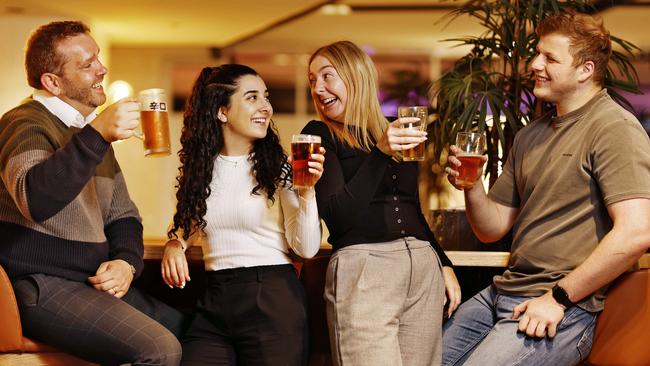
[309,41,388,151]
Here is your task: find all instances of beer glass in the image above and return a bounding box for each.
[397,106,428,161]
[291,134,321,188]
[455,132,486,188]
[137,88,171,157]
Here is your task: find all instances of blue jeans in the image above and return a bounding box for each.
[442,285,596,366]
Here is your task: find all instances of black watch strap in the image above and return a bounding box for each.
[552,284,575,308]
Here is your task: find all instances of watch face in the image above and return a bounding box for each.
[553,285,573,308]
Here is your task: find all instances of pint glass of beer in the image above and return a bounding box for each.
[455,132,485,189]
[137,88,171,157]
[291,134,321,188]
[397,106,428,161]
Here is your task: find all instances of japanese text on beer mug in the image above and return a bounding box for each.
[137,88,171,157]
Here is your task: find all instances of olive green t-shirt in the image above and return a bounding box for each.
[488,89,650,312]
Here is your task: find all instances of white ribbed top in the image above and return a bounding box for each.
[197,154,321,271]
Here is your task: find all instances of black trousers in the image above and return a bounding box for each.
[181,264,308,366]
[13,273,185,366]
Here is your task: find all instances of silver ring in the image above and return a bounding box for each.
[113,287,119,293]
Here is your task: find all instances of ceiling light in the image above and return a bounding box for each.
[107,80,134,103]
[320,4,351,16]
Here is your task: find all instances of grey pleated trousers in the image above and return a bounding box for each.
[325,237,445,366]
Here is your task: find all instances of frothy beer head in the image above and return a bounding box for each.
[291,134,321,188]
[138,88,171,157]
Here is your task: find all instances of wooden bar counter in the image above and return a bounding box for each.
[143,239,649,269]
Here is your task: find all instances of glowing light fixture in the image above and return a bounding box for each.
[107,80,134,103]
[320,4,351,15]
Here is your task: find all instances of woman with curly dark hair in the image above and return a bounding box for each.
[161,64,324,365]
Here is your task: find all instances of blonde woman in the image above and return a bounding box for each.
[301,40,461,366]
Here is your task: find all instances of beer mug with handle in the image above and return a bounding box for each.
[136,88,171,157]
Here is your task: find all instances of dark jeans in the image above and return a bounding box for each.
[13,273,185,366]
[181,264,308,366]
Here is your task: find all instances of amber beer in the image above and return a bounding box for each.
[291,134,321,188]
[455,132,485,189]
[398,106,428,161]
[140,110,171,156]
[138,88,171,157]
[456,154,483,188]
[403,142,425,161]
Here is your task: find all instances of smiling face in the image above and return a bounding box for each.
[53,33,107,116]
[531,33,582,107]
[308,55,348,124]
[219,74,273,154]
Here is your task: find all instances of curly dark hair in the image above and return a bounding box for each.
[168,64,291,240]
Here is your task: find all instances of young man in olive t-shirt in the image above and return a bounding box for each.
[442,12,650,366]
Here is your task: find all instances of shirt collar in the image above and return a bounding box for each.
[32,89,97,128]
[551,89,607,128]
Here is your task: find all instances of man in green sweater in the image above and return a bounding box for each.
[0,21,183,365]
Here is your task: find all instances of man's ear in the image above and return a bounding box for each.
[217,107,228,123]
[578,61,595,83]
[40,73,62,96]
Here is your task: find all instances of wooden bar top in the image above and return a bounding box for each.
[144,239,649,268]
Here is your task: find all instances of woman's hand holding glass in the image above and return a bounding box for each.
[376,118,427,157]
[161,239,190,289]
[292,146,326,199]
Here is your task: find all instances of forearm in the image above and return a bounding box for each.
[284,189,322,258]
[559,226,649,303]
[560,198,650,303]
[106,217,144,278]
[464,183,515,242]
[1,124,109,222]
[26,125,109,221]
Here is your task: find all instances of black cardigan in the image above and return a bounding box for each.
[301,120,452,267]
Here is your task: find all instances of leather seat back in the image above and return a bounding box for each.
[0,264,24,352]
[588,269,650,365]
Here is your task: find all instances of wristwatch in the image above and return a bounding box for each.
[551,284,575,309]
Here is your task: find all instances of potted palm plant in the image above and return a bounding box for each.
[429,0,642,249]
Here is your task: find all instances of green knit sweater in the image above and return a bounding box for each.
[0,100,144,282]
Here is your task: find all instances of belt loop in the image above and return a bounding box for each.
[256,266,262,282]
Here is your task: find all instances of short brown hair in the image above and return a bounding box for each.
[25,21,90,89]
[536,11,611,86]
